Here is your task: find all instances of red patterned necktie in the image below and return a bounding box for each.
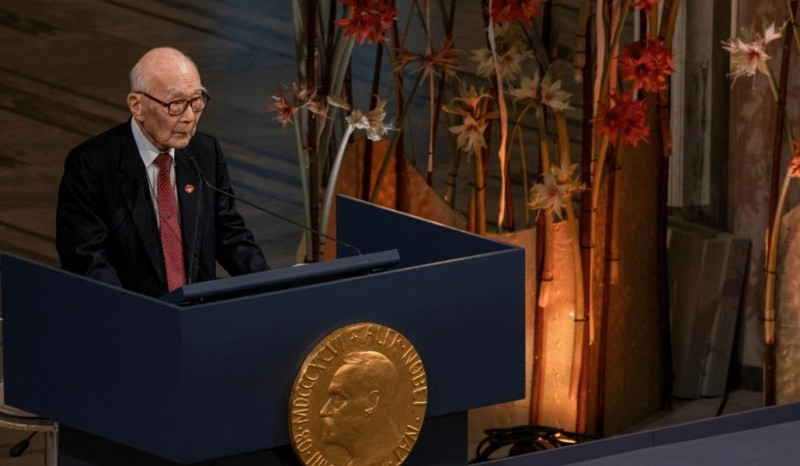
[155,153,186,291]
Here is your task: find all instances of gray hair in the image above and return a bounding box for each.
[129,60,150,93]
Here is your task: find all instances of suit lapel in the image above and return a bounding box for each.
[118,124,167,288]
[175,147,203,284]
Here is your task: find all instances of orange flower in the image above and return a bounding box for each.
[490,0,546,25]
[631,0,661,11]
[335,0,397,45]
[619,38,674,92]
[789,140,800,178]
[592,92,650,147]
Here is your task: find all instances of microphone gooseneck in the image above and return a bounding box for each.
[186,156,362,257]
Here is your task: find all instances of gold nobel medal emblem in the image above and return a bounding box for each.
[289,323,428,466]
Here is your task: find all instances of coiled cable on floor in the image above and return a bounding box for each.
[469,425,596,463]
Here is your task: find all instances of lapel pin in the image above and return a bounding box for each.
[184,184,195,194]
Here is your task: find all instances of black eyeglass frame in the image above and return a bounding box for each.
[136,91,210,116]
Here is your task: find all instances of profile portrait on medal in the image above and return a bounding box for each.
[320,351,401,466]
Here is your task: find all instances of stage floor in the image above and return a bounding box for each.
[0,390,762,465]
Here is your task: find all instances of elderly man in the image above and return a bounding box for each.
[56,47,268,297]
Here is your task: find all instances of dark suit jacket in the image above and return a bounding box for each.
[56,121,268,297]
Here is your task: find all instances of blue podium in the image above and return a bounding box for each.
[1,197,525,465]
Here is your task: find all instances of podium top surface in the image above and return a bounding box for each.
[161,249,401,305]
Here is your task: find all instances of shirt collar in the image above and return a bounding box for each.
[130,118,175,167]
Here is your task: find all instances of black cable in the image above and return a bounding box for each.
[9,432,36,457]
[469,425,596,463]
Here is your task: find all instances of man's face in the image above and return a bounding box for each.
[129,62,204,150]
[320,365,366,448]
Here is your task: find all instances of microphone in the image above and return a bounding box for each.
[186,163,203,284]
[186,156,362,257]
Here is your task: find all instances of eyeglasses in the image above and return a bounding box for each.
[137,91,210,116]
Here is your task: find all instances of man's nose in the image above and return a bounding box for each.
[179,105,198,123]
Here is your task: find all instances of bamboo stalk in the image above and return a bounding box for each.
[556,114,587,422]
[574,0,593,83]
[484,5,512,232]
[578,8,597,435]
[556,112,571,167]
[518,126,532,226]
[292,112,313,261]
[763,0,798,406]
[566,200,586,404]
[524,13,553,71]
[769,1,798,232]
[389,1,409,212]
[595,1,630,118]
[468,180,477,233]
[444,114,461,208]
[587,1,629,350]
[537,113,553,177]
[764,172,792,406]
[787,0,800,53]
[595,140,619,437]
[305,0,321,261]
[291,1,307,83]
[506,104,536,225]
[425,0,435,185]
[427,0,458,188]
[531,102,553,424]
[530,212,554,423]
[475,148,487,236]
[363,43,385,200]
[549,0,563,62]
[608,148,623,285]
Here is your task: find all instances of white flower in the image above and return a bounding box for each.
[328,96,392,141]
[450,115,488,154]
[510,73,541,103]
[540,73,572,112]
[528,163,583,220]
[529,173,569,219]
[471,49,495,78]
[471,46,532,79]
[722,22,784,84]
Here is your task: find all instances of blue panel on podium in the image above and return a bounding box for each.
[1,196,525,464]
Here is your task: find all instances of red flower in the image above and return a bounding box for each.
[619,38,674,92]
[789,140,800,178]
[268,83,323,129]
[268,87,295,129]
[335,0,397,45]
[491,0,546,25]
[631,0,661,11]
[592,92,650,147]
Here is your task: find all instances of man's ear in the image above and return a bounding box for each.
[128,93,144,122]
[364,390,380,416]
